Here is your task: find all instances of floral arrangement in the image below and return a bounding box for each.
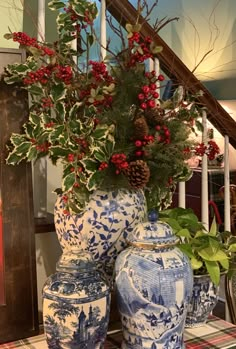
[3,0,215,214]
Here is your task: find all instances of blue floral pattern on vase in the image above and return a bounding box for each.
[54,189,146,276]
[43,250,111,349]
[185,274,220,327]
[115,218,193,349]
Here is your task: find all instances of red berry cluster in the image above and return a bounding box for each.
[13,32,56,57]
[23,66,53,85]
[65,6,79,22]
[128,32,141,46]
[194,143,206,157]
[76,138,88,150]
[128,34,155,66]
[54,65,73,85]
[36,141,50,152]
[84,9,94,25]
[98,162,108,171]
[41,46,55,56]
[13,32,37,46]
[155,125,171,144]
[44,122,55,128]
[42,97,53,109]
[195,140,220,160]
[67,153,75,162]
[138,72,164,110]
[134,135,154,156]
[111,154,129,174]
[207,140,220,160]
[89,61,113,83]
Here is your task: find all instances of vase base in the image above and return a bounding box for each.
[121,340,185,349]
[185,321,207,328]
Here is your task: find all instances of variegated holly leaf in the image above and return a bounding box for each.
[48,1,65,11]
[62,172,76,192]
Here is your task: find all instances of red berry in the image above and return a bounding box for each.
[135,140,142,147]
[158,74,165,81]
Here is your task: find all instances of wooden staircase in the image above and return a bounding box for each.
[105,0,236,149]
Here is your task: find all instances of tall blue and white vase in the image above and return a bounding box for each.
[115,212,193,349]
[185,274,220,327]
[43,250,111,349]
[54,189,146,278]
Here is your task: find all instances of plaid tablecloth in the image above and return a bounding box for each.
[1,316,236,349]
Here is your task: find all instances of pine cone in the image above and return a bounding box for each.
[126,160,150,189]
[145,107,164,125]
[134,117,149,139]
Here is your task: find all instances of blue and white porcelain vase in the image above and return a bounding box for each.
[43,250,111,349]
[185,274,220,327]
[54,188,146,277]
[115,212,193,349]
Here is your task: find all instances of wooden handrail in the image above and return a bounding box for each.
[105,0,236,149]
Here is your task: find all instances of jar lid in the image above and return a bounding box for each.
[56,250,97,273]
[127,210,178,248]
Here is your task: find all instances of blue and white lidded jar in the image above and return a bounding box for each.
[43,250,111,349]
[115,211,193,349]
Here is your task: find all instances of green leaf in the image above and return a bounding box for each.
[49,125,65,143]
[159,217,182,232]
[209,217,217,236]
[4,75,21,84]
[219,258,229,270]
[205,260,220,285]
[81,158,98,173]
[27,85,44,96]
[15,142,31,154]
[49,146,70,158]
[229,243,236,252]
[176,228,191,238]
[73,3,85,15]
[198,248,228,262]
[10,133,26,146]
[69,102,83,120]
[191,257,203,270]
[4,33,13,40]
[177,244,195,258]
[48,1,65,10]
[86,171,104,191]
[50,83,66,102]
[87,34,94,47]
[150,42,163,54]
[105,137,115,156]
[93,150,107,162]
[6,151,25,165]
[24,125,33,138]
[55,102,66,121]
[29,113,41,125]
[27,146,38,161]
[62,172,76,191]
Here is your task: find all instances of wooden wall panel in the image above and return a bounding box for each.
[0,48,38,343]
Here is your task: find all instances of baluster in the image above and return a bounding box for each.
[33,0,47,218]
[100,0,107,60]
[201,110,209,230]
[178,182,186,208]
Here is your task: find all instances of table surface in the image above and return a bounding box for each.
[0,316,236,349]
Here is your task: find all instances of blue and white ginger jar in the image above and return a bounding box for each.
[43,250,111,349]
[54,189,146,277]
[185,274,220,327]
[115,212,193,349]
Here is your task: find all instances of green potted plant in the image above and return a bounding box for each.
[159,207,236,327]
